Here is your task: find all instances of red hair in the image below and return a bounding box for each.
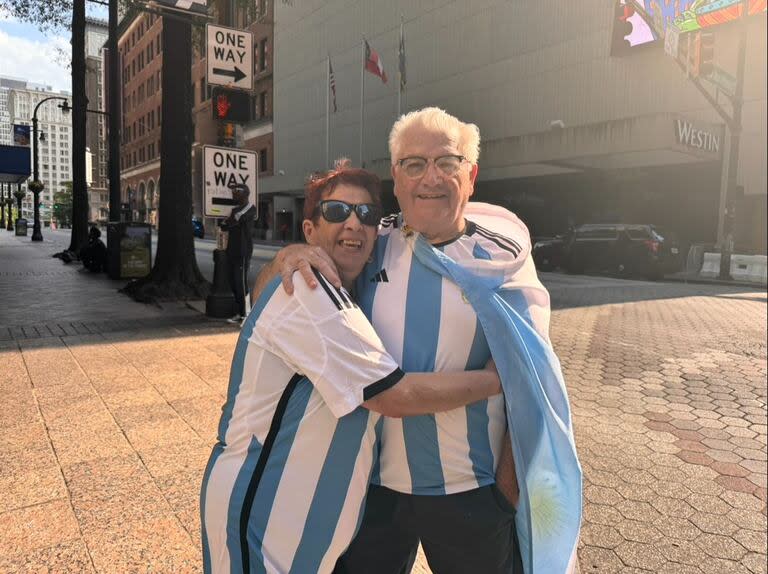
[303,158,382,222]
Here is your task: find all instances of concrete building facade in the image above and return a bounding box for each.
[5,79,73,226]
[265,0,767,253]
[118,10,163,226]
[85,18,109,224]
[0,80,14,146]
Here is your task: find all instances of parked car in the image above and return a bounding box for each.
[562,223,681,280]
[192,217,205,239]
[532,235,569,271]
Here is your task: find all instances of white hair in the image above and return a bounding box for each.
[389,107,481,165]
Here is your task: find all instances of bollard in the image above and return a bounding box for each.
[206,226,236,318]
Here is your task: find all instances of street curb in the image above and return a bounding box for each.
[664,274,767,289]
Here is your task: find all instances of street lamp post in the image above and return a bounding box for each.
[30,96,70,241]
[5,186,13,231]
[0,184,5,229]
[14,184,25,228]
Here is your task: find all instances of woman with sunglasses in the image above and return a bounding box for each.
[200,160,502,574]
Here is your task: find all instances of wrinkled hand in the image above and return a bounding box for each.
[275,244,340,294]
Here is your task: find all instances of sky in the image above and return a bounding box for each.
[0,4,108,93]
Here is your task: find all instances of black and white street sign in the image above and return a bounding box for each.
[153,0,208,15]
[203,145,258,217]
[206,24,253,91]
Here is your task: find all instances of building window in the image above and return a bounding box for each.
[260,39,267,71]
[256,91,266,118]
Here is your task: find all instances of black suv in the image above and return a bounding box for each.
[533,224,681,279]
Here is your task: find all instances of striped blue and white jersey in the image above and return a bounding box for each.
[201,271,404,574]
[357,203,549,496]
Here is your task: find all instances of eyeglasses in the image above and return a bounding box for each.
[317,200,381,227]
[396,155,468,178]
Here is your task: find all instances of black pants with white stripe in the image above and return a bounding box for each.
[228,255,250,317]
[335,484,523,574]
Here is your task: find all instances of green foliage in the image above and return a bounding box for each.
[1,0,72,31]
[53,181,73,226]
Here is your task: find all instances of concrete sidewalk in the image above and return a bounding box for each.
[0,230,214,337]
[0,229,765,573]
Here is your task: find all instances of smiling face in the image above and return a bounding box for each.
[392,127,478,244]
[302,183,378,290]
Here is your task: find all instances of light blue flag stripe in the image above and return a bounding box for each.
[244,379,314,573]
[200,443,226,574]
[217,277,281,442]
[358,417,384,529]
[401,255,445,494]
[289,407,371,573]
[357,233,389,321]
[465,319,495,486]
[225,435,265,574]
[410,237,582,574]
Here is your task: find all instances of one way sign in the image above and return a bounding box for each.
[203,145,258,218]
[206,24,253,91]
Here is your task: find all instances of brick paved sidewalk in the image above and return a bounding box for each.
[1,229,766,573]
[0,228,212,338]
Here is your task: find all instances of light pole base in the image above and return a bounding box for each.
[206,249,236,318]
[31,233,43,242]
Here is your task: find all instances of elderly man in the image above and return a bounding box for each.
[258,108,580,574]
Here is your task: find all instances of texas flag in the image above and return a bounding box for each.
[364,39,387,84]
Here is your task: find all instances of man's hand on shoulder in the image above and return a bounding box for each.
[275,244,340,294]
[252,244,341,301]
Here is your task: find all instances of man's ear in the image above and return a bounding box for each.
[470,164,479,185]
[302,219,315,244]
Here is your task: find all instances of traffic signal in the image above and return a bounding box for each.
[211,87,250,122]
[611,1,634,56]
[219,121,237,147]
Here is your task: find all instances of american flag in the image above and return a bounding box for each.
[329,58,338,113]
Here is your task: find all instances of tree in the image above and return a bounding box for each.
[53,182,73,227]
[7,0,211,301]
[0,0,72,31]
[68,0,88,253]
[121,12,210,302]
[3,0,89,253]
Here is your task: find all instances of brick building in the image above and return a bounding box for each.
[118,10,163,227]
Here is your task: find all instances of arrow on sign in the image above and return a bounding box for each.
[213,66,247,83]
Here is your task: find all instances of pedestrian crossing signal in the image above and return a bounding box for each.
[212,87,250,122]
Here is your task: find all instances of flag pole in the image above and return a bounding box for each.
[360,37,365,167]
[397,14,403,118]
[325,54,331,168]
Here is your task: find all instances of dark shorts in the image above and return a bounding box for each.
[335,484,523,574]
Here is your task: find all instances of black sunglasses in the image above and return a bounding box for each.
[317,200,381,227]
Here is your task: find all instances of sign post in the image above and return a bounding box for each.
[202,145,258,218]
[206,24,254,91]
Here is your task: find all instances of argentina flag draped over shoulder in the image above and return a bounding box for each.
[405,203,582,574]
